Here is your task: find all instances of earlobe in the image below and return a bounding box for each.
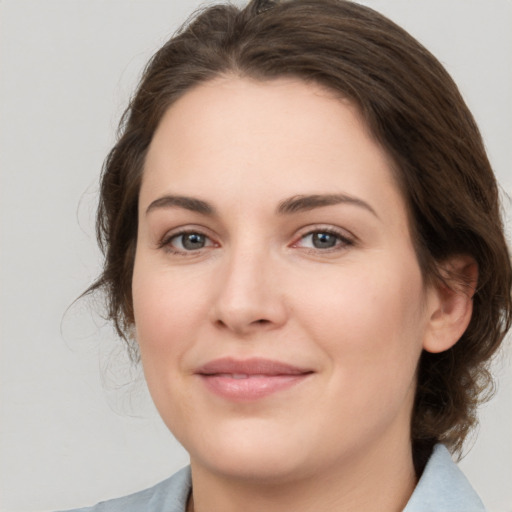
[422,256,478,354]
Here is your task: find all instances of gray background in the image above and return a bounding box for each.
[1,1,511,511]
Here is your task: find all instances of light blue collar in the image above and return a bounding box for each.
[404,444,486,512]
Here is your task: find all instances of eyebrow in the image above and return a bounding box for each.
[145,192,378,218]
[146,195,216,216]
[276,194,378,217]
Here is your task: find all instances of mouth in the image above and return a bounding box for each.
[195,357,314,401]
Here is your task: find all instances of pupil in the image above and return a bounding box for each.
[313,232,336,249]
[183,233,205,250]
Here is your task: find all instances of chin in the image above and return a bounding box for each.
[196,450,312,485]
[184,418,321,484]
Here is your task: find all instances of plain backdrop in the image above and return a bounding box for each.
[1,1,511,511]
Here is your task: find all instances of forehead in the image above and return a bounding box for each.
[141,76,404,224]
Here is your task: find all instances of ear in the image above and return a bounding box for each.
[423,255,478,354]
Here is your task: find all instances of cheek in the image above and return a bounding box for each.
[132,261,206,365]
[131,263,206,425]
[293,258,427,373]
[302,261,427,433]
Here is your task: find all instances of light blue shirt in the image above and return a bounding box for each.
[61,444,486,512]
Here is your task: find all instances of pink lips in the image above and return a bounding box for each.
[196,357,313,401]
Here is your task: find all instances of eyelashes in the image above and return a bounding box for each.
[158,225,355,257]
[157,229,216,255]
[162,232,214,252]
[292,228,354,252]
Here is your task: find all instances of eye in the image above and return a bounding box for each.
[295,229,354,251]
[162,231,215,253]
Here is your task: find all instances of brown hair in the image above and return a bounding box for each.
[88,0,512,471]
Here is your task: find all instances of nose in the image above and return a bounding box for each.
[210,246,288,336]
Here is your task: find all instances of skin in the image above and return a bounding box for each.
[132,76,475,512]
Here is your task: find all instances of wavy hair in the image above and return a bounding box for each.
[86,0,512,473]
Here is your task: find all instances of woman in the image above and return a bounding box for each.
[64,0,511,510]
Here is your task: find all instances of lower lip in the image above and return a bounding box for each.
[198,374,310,401]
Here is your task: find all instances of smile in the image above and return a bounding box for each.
[195,358,314,401]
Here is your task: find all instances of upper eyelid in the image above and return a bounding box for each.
[293,224,356,241]
[159,224,215,240]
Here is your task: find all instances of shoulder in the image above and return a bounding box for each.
[57,466,191,512]
[404,444,486,512]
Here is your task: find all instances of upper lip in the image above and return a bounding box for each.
[196,357,313,376]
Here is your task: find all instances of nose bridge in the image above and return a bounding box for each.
[224,241,262,293]
[211,234,286,333]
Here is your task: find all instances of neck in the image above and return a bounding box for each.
[188,435,417,512]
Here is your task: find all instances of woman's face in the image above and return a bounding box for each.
[133,76,439,482]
